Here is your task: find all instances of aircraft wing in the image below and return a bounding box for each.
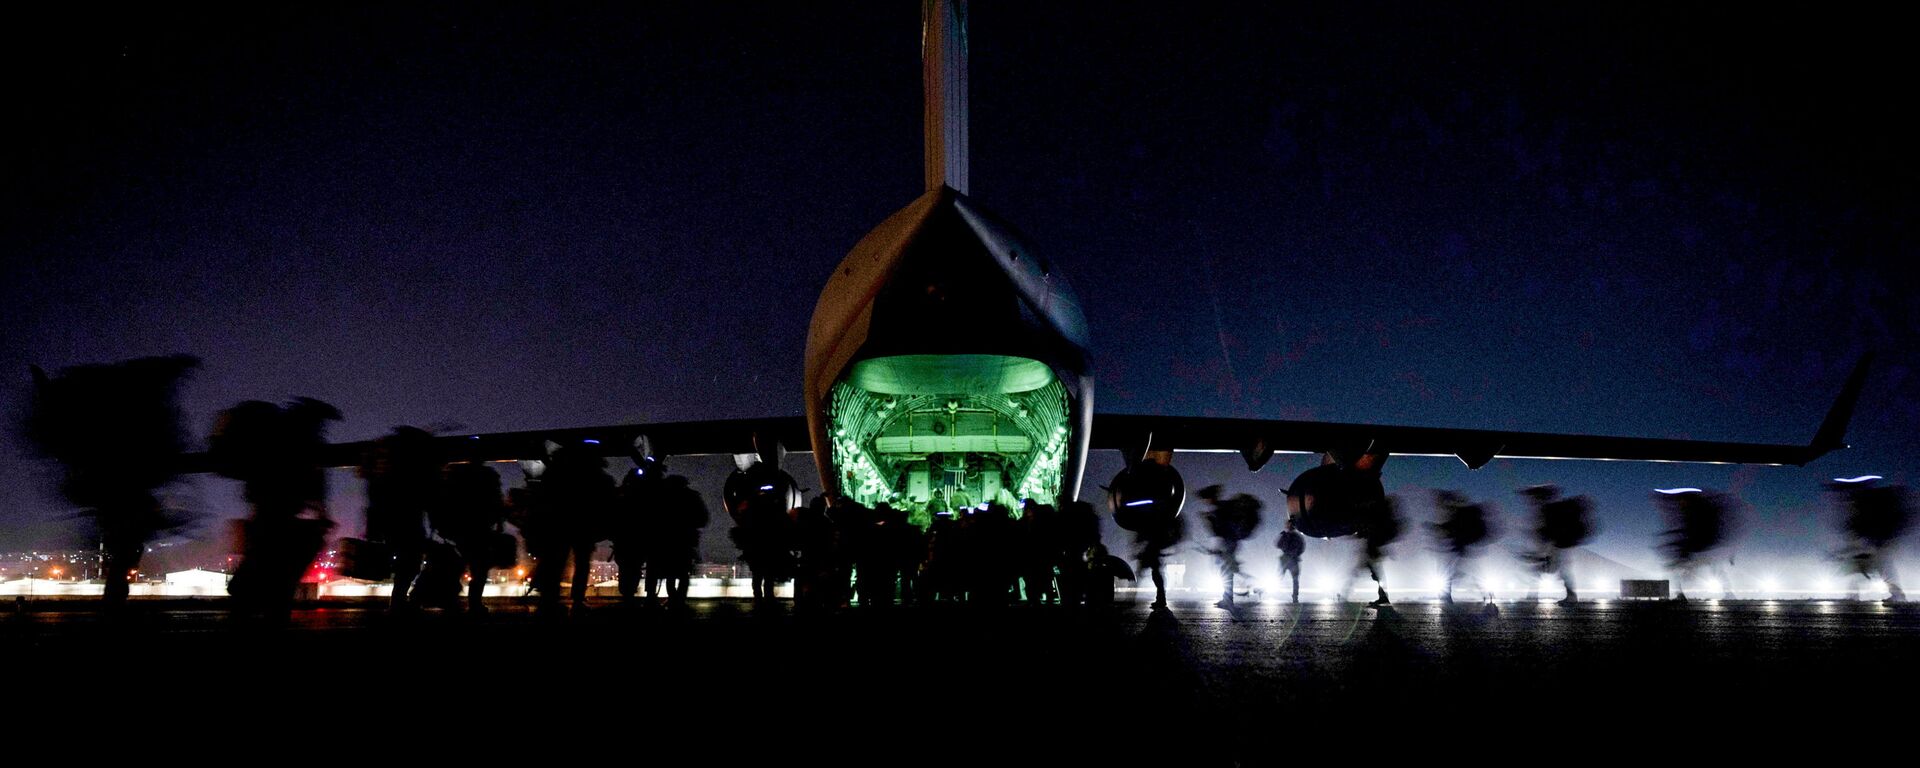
[180,416,813,472]
[1091,355,1872,470]
[180,356,1866,474]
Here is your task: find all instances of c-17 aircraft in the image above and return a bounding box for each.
[280,0,1869,540]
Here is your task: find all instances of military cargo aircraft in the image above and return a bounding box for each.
[266,0,1870,540]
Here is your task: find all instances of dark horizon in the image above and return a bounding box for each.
[5,3,1916,579]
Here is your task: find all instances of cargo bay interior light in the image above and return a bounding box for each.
[829,354,1068,527]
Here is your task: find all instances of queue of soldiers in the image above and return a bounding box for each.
[355,436,713,618]
[773,497,1121,612]
[1190,478,1914,611]
[22,356,1916,620]
[350,429,1150,618]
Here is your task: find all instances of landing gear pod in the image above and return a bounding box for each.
[1109,459,1186,532]
[723,462,803,524]
[1285,462,1387,539]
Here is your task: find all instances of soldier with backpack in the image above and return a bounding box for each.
[438,458,510,614]
[360,427,443,613]
[213,397,341,622]
[1432,490,1496,604]
[1521,485,1595,606]
[1277,517,1306,603]
[1199,485,1261,609]
[533,442,615,617]
[648,472,709,611]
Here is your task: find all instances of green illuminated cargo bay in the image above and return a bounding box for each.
[829,354,1069,526]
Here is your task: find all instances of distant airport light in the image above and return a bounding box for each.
[1833,475,1883,483]
[1124,499,1153,507]
[1653,487,1702,495]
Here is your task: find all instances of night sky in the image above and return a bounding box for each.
[5,4,1916,585]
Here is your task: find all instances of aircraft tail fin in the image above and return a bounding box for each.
[1805,353,1873,464]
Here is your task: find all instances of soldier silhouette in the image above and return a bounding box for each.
[1520,485,1595,605]
[1348,496,1402,607]
[26,356,199,613]
[534,442,615,617]
[1432,490,1496,604]
[1655,489,1738,601]
[1132,514,1185,611]
[1198,485,1260,609]
[359,427,443,613]
[793,494,839,612]
[1020,502,1059,605]
[1276,517,1306,603]
[1830,478,1913,603]
[214,397,341,622]
[649,471,709,611]
[615,456,667,605]
[438,458,509,613]
[1057,500,1101,606]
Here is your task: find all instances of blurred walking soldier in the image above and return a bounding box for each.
[1829,477,1913,603]
[1432,490,1495,604]
[26,355,199,613]
[1277,517,1305,603]
[213,397,342,620]
[1127,514,1184,611]
[1351,497,1403,607]
[1520,484,1594,605]
[1199,485,1260,609]
[1654,488,1737,601]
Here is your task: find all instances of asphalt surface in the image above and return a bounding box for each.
[6,597,1918,761]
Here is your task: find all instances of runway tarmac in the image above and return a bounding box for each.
[7,597,1917,760]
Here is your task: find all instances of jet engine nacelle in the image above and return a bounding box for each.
[1108,459,1185,532]
[1285,462,1387,539]
[723,462,803,524]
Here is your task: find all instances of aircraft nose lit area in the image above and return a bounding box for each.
[802,188,1093,515]
[830,354,1069,525]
